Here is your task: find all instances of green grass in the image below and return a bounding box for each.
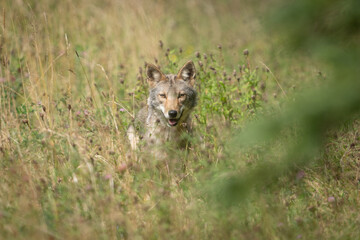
[1,0,360,239]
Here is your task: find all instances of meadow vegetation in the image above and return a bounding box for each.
[1,0,359,239]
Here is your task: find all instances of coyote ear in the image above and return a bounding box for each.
[177,60,196,86]
[146,63,165,88]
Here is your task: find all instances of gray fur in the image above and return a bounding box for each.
[127,61,197,154]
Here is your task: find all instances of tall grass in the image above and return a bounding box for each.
[1,0,359,239]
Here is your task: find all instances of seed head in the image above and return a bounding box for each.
[260,82,266,90]
[195,51,200,58]
[179,47,183,54]
[243,49,249,56]
[159,40,163,49]
[198,61,203,67]
[217,44,222,50]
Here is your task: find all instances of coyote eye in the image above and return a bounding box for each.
[179,93,186,98]
[159,94,166,98]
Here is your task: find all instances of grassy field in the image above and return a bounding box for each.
[1,0,360,239]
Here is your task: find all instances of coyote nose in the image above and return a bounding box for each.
[168,110,178,118]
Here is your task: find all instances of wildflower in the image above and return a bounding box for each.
[296,170,305,180]
[104,174,112,180]
[117,163,127,173]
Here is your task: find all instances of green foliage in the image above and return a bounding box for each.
[194,53,264,125]
[141,46,267,127]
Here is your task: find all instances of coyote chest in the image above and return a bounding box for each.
[127,60,197,152]
[142,107,192,148]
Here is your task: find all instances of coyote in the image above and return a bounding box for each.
[127,60,197,154]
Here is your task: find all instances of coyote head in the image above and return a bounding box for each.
[146,60,197,127]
